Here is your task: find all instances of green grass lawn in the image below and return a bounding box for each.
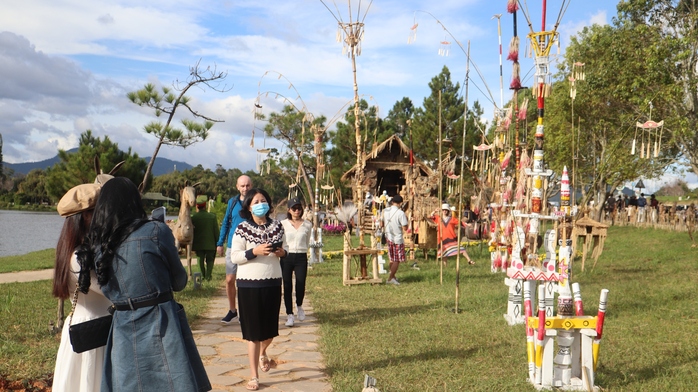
[0,249,56,274]
[309,228,698,391]
[2,229,698,391]
[0,265,226,384]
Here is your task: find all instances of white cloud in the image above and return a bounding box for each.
[1,0,621,175]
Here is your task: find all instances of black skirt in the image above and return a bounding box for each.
[238,285,282,342]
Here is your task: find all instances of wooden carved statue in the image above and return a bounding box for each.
[167,181,201,276]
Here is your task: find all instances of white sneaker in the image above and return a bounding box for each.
[285,314,294,327]
[297,306,306,321]
[387,278,400,285]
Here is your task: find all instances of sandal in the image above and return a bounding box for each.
[246,377,259,391]
[259,355,276,372]
[468,259,475,265]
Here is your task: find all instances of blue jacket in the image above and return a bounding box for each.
[217,195,244,248]
[98,220,211,392]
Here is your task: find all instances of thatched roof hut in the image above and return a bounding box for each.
[342,135,442,249]
[341,134,435,198]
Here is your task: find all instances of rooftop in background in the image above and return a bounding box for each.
[142,192,175,201]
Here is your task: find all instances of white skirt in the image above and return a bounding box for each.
[52,317,106,392]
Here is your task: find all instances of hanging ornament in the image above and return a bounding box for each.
[408,14,419,44]
[438,38,451,56]
[508,36,519,62]
[573,62,586,81]
[510,62,521,90]
[518,98,529,120]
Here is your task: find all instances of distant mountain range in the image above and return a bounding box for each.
[2,148,193,177]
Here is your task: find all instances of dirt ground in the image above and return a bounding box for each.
[0,375,52,392]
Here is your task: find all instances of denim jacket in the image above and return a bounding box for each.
[99,220,211,392]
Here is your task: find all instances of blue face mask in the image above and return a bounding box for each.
[251,202,270,217]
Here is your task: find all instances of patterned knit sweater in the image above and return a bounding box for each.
[230,219,286,288]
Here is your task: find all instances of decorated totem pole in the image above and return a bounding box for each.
[503,0,610,390]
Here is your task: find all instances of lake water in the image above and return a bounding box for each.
[0,210,180,258]
[0,210,65,257]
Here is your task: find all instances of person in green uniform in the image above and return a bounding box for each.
[192,195,219,280]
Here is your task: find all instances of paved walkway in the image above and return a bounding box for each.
[0,257,332,392]
[195,288,331,392]
[0,268,54,283]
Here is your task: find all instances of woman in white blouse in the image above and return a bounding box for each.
[280,198,313,327]
[52,183,113,392]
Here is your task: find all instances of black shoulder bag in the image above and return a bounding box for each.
[68,283,113,353]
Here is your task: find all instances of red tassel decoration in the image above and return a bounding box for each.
[507,0,519,13]
[510,63,521,89]
[510,76,521,90]
[518,98,529,120]
[507,36,519,61]
[501,150,512,170]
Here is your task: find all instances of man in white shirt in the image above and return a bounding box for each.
[381,195,408,285]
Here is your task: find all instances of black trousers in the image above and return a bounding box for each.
[281,252,308,315]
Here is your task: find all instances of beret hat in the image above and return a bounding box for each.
[57,183,101,217]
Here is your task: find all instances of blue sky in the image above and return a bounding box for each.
[6,0,684,191]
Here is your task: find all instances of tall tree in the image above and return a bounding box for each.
[17,169,49,204]
[410,66,465,164]
[325,99,388,199]
[44,130,147,200]
[260,105,327,203]
[542,21,675,218]
[128,61,229,192]
[616,0,698,177]
[383,97,415,141]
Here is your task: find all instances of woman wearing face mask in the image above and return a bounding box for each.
[230,188,287,391]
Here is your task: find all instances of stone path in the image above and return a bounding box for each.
[0,257,332,392]
[194,288,331,392]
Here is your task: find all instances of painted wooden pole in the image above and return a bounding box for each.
[534,284,546,385]
[524,280,536,382]
[593,289,609,372]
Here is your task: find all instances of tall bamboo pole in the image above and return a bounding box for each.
[312,124,324,264]
[438,90,443,285]
[409,121,415,261]
[454,42,471,314]
[323,0,370,248]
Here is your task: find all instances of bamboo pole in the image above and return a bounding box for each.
[438,90,444,285]
[454,42,471,314]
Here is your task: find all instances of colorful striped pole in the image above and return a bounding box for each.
[593,289,609,372]
[535,284,546,385]
[524,280,535,382]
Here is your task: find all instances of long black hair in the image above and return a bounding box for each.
[239,188,273,221]
[76,177,148,292]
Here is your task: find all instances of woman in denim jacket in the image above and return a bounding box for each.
[77,177,210,392]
